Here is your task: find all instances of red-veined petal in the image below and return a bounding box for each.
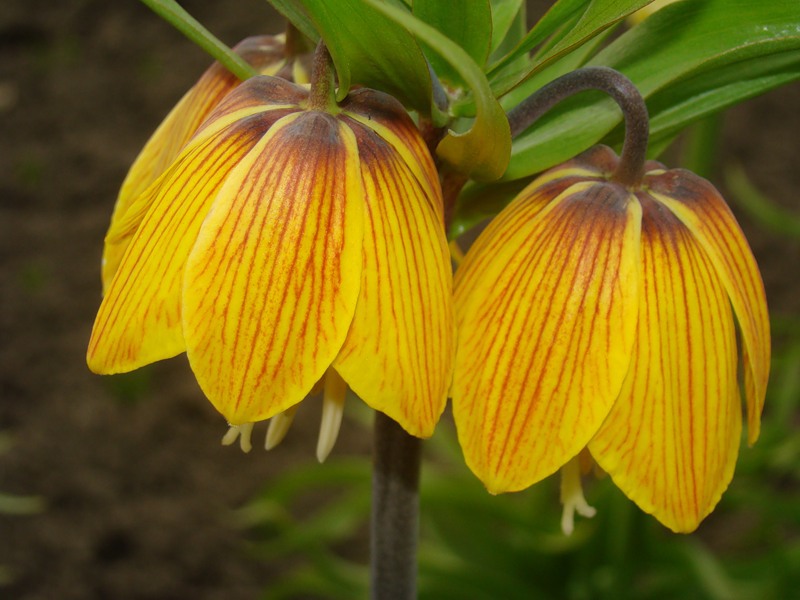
[87,108,296,373]
[333,117,454,438]
[101,39,289,287]
[589,197,741,533]
[102,74,308,290]
[182,111,364,425]
[455,146,626,306]
[646,170,769,444]
[342,88,443,221]
[453,180,641,493]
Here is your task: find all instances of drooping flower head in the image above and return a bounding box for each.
[88,73,454,459]
[452,145,769,533]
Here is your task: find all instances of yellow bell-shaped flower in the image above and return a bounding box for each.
[88,75,454,458]
[452,145,770,533]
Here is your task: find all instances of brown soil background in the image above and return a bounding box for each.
[1,2,798,599]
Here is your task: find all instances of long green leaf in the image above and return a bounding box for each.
[487,0,586,76]
[268,0,320,43]
[364,0,511,180]
[503,0,800,180]
[298,0,435,115]
[489,0,653,96]
[140,0,258,80]
[414,0,493,88]
[490,0,526,55]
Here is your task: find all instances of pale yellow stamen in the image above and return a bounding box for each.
[265,405,299,450]
[560,456,597,535]
[316,369,347,463]
[221,422,255,453]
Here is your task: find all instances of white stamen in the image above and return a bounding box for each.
[220,422,255,453]
[221,425,240,446]
[265,405,299,450]
[238,422,254,453]
[559,456,597,535]
[316,369,347,463]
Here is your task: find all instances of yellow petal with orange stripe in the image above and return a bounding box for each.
[101,42,296,291]
[342,89,443,222]
[333,117,454,438]
[87,112,289,374]
[182,111,364,425]
[588,196,741,533]
[452,180,641,493]
[645,171,769,444]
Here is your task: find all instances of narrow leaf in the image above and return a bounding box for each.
[365,0,511,180]
[414,0,493,88]
[268,0,320,43]
[489,0,652,95]
[503,0,800,180]
[299,0,434,115]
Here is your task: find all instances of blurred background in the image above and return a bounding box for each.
[1,1,798,599]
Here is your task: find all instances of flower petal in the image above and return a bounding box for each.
[102,74,308,290]
[588,197,742,533]
[332,117,454,438]
[182,111,364,425]
[102,40,289,286]
[646,170,769,444]
[116,37,286,210]
[341,88,443,221]
[87,111,292,374]
[452,180,641,493]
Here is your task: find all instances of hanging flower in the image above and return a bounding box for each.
[102,34,309,290]
[451,145,770,533]
[87,74,454,460]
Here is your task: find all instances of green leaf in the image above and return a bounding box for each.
[725,163,800,239]
[488,0,653,95]
[490,0,526,55]
[645,50,800,146]
[298,0,435,115]
[365,0,511,180]
[268,0,320,43]
[503,0,800,180]
[499,26,612,111]
[414,0,493,88]
[140,0,258,80]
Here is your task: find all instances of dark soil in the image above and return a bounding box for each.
[0,2,797,599]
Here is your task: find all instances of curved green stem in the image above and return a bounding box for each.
[507,67,649,187]
[139,0,258,81]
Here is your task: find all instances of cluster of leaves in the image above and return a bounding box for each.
[145,0,800,238]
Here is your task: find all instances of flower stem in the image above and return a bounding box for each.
[371,412,422,600]
[139,0,257,81]
[506,66,649,187]
[308,42,337,111]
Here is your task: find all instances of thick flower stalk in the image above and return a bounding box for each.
[452,144,770,533]
[87,73,454,458]
[103,34,308,289]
